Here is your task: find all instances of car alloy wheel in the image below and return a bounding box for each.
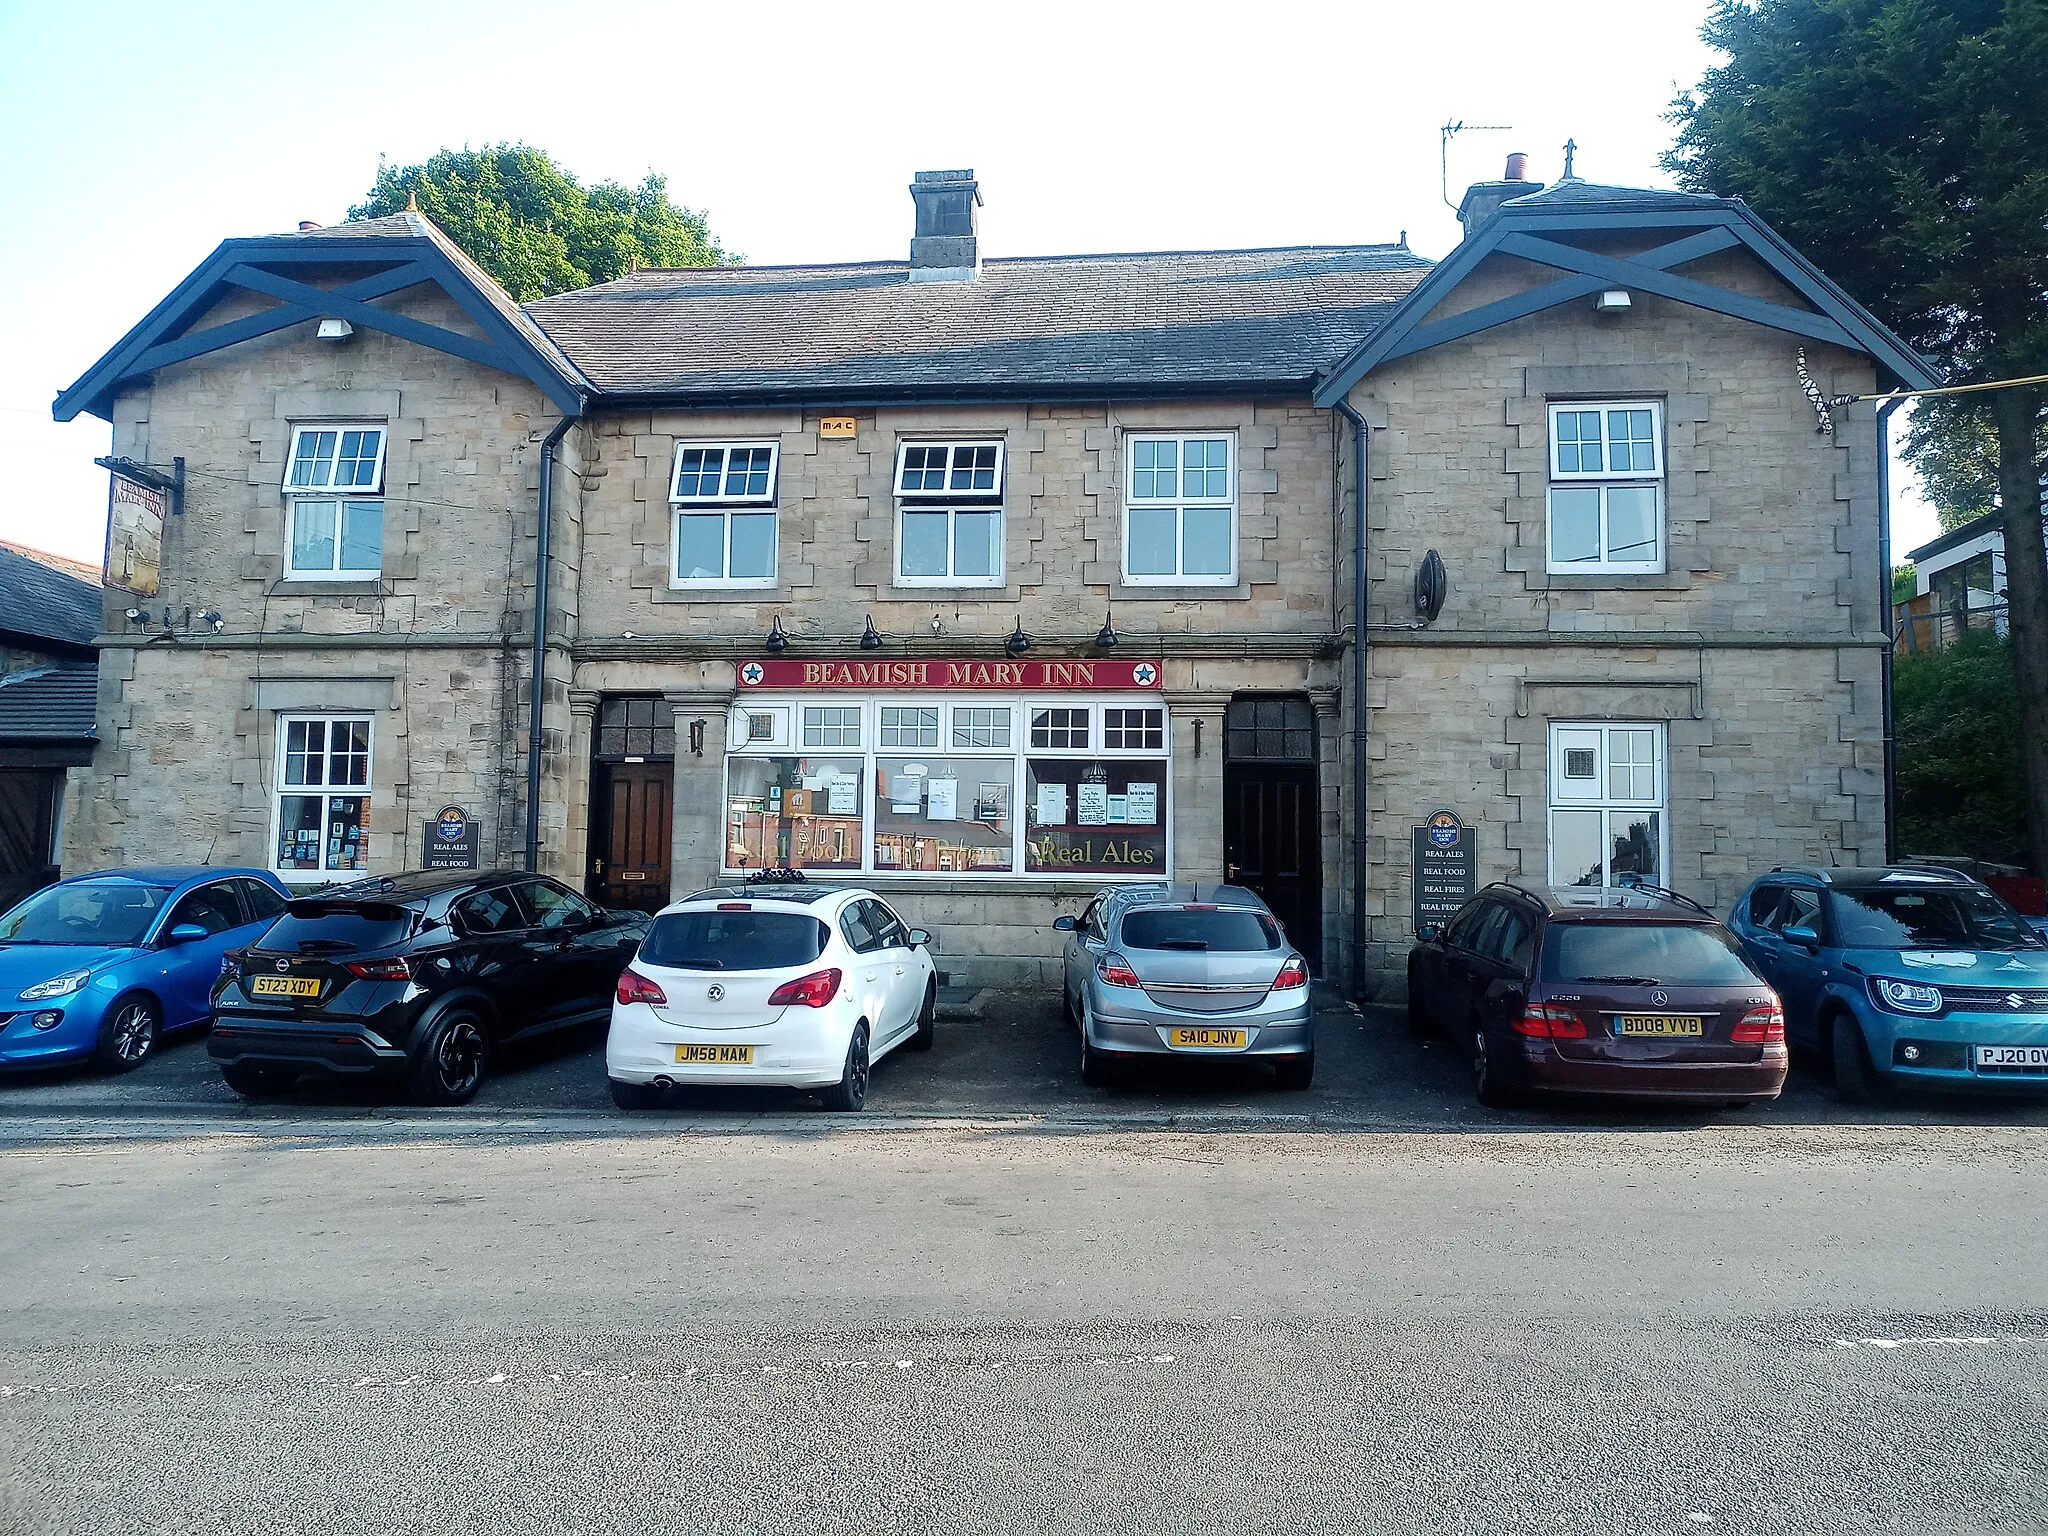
[823,1023,870,1112]
[909,980,937,1051]
[437,1019,486,1097]
[93,997,160,1074]
[1472,1027,1515,1109]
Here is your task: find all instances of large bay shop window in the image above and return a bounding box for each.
[274,715,372,876]
[723,675,1169,879]
[1548,722,1666,888]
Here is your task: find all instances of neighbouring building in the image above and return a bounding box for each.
[51,159,1933,994]
[0,540,101,908]
[1895,509,2034,652]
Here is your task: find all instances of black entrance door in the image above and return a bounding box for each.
[1223,697,1322,971]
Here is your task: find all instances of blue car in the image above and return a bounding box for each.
[1728,865,2048,1102]
[0,867,291,1073]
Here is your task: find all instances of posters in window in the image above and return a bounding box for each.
[1076,783,1110,826]
[1125,782,1158,825]
[926,779,958,821]
[1036,781,1068,827]
[827,777,857,816]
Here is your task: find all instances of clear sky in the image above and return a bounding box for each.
[0,0,1939,566]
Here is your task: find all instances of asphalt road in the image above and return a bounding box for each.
[4,985,2046,1133]
[3,1119,2047,1535]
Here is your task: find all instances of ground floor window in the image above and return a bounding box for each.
[1547,721,1664,888]
[724,696,1169,880]
[275,714,372,876]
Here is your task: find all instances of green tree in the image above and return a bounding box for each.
[1666,0,2048,872]
[1892,563,1918,604]
[347,144,733,301]
[1893,633,2029,864]
[1902,397,2012,532]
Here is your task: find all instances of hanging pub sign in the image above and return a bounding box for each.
[103,469,168,596]
[1412,808,1476,933]
[422,804,479,869]
[735,658,1162,691]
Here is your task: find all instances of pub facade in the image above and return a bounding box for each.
[52,162,1932,994]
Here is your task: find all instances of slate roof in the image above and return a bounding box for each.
[523,245,1434,401]
[1501,179,1733,212]
[0,543,100,654]
[0,666,97,743]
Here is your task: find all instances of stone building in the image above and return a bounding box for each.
[51,161,1932,994]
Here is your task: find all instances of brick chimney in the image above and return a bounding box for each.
[1456,153,1543,241]
[908,170,981,283]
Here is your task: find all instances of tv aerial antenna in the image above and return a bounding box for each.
[1441,120,1514,211]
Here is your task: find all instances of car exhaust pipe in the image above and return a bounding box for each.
[652,1076,675,1090]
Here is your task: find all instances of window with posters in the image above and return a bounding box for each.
[723,660,1169,880]
[274,715,372,877]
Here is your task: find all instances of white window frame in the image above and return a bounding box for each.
[282,423,387,582]
[1545,401,1665,574]
[1122,431,1237,586]
[1546,721,1667,888]
[893,440,1006,589]
[271,713,375,880]
[722,696,1171,881]
[669,441,780,589]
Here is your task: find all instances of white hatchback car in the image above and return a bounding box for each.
[605,882,938,1112]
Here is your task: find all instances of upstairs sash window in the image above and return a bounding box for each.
[1124,432,1235,584]
[1547,403,1664,573]
[283,425,385,580]
[895,441,1005,587]
[671,442,780,586]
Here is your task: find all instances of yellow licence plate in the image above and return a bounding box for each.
[249,975,321,997]
[675,1044,755,1065]
[1168,1027,1248,1050]
[1616,1015,1704,1038]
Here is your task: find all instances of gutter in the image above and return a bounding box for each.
[525,411,581,874]
[1333,398,1369,996]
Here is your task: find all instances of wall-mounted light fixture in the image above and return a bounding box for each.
[1194,718,1204,758]
[689,719,707,757]
[859,616,882,650]
[765,616,789,653]
[1005,619,1031,658]
[123,607,148,627]
[197,609,225,633]
[1095,610,1119,649]
[316,318,355,341]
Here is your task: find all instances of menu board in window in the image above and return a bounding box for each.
[1024,760,1166,874]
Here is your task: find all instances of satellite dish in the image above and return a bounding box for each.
[1415,549,1448,624]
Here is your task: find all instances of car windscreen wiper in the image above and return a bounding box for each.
[1577,974,1662,987]
[1154,939,1209,951]
[660,956,726,970]
[291,939,358,953]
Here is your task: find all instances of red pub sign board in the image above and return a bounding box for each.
[734,658,1161,691]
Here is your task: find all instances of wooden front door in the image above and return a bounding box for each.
[597,762,672,913]
[1222,696,1322,971]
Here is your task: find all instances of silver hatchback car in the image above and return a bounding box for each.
[1054,883,1314,1088]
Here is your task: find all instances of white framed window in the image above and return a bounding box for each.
[724,696,1170,881]
[274,715,373,877]
[283,424,386,580]
[671,441,779,587]
[1546,402,1663,573]
[1124,432,1235,585]
[1547,722,1666,888]
[895,440,1004,587]
[802,706,862,748]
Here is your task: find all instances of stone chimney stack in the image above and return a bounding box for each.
[908,169,982,283]
[1456,153,1543,241]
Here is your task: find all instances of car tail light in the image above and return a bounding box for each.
[767,968,842,1009]
[616,969,667,1007]
[345,957,411,982]
[1732,998,1786,1043]
[1513,1003,1587,1039]
[219,949,244,979]
[1096,953,1141,988]
[717,902,751,911]
[1272,956,1309,990]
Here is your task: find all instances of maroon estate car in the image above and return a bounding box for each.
[1407,883,1787,1107]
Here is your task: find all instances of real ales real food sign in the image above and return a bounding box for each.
[1412,809,1476,932]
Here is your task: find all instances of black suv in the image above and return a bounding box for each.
[209,870,648,1104]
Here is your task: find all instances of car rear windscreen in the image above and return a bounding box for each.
[640,910,830,971]
[1121,908,1280,953]
[1544,922,1756,986]
[263,902,415,953]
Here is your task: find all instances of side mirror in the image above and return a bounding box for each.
[1416,923,1442,945]
[164,923,210,946]
[1784,922,1821,949]
[1052,915,1078,933]
[906,927,933,949]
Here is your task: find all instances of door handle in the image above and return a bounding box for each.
[1227,863,1241,879]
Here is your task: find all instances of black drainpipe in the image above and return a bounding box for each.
[1877,397,1903,864]
[525,412,579,873]
[1334,398,1369,995]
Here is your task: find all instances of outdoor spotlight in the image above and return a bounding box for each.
[931,613,943,636]
[124,607,145,624]
[1005,620,1031,658]
[859,616,882,650]
[1095,611,1119,649]
[765,616,789,653]
[198,609,225,632]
